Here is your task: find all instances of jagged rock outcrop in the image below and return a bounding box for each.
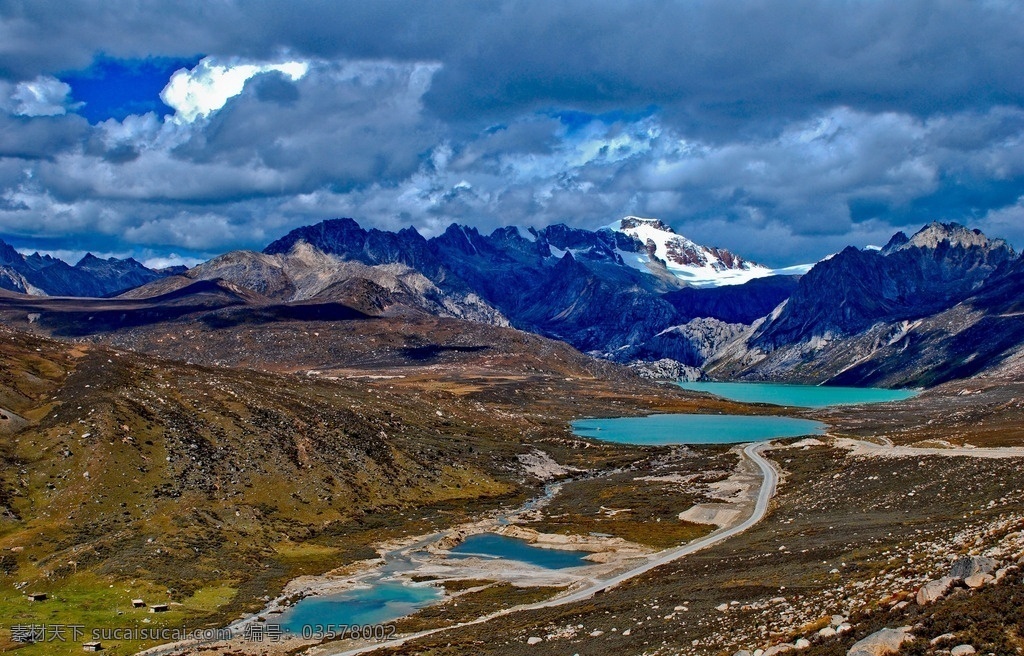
[757,223,1014,348]
[629,318,747,367]
[73,253,166,293]
[628,358,705,381]
[183,242,508,325]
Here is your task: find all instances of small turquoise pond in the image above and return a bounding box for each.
[572,413,825,445]
[277,581,441,633]
[677,381,918,409]
[449,533,590,569]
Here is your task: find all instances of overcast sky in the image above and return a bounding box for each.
[2,0,1024,267]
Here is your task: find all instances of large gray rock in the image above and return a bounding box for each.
[950,645,976,656]
[847,627,914,656]
[916,577,955,605]
[949,556,997,580]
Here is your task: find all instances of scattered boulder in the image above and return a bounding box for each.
[964,572,994,588]
[763,644,796,655]
[847,627,914,656]
[526,637,542,645]
[930,633,957,645]
[950,645,976,656]
[794,638,811,649]
[917,577,955,605]
[949,556,997,580]
[818,627,837,638]
[734,651,752,656]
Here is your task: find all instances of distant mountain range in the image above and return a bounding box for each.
[4,217,1024,387]
[0,240,183,297]
[161,216,806,356]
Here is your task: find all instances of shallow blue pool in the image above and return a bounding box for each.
[277,581,441,634]
[448,533,590,569]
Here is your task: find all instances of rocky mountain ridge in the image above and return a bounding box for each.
[0,237,175,297]
[708,222,1023,386]
[5,219,1024,388]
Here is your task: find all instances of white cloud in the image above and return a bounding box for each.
[2,75,75,116]
[142,254,204,270]
[160,56,310,122]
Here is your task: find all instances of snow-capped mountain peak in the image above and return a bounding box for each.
[607,216,778,287]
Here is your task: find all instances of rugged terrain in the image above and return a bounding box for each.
[709,223,1024,386]
[0,314,761,655]
[3,216,1024,656]
[8,217,1024,389]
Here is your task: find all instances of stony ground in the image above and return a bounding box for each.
[342,441,1024,656]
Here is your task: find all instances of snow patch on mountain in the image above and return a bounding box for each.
[607,216,809,288]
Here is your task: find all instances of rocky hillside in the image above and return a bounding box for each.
[4,217,807,370]
[708,222,1023,386]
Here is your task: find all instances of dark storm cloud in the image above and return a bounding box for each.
[5,1,1024,132]
[0,112,88,159]
[1,1,1024,265]
[171,61,439,192]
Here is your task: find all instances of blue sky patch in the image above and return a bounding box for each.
[61,55,202,123]
[550,106,658,133]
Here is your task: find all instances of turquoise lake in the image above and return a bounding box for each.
[276,534,589,632]
[448,533,590,569]
[572,413,826,445]
[277,581,441,633]
[677,381,918,408]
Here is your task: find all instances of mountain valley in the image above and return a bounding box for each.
[2,217,1024,656]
